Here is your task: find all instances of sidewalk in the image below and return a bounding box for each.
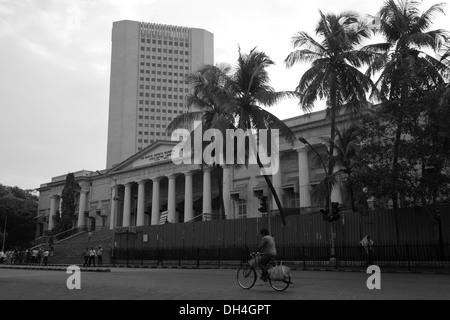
[0,264,111,272]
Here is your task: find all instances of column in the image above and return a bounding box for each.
[58,195,62,215]
[136,180,147,227]
[297,148,312,208]
[184,171,194,222]
[48,195,58,231]
[202,167,212,215]
[167,174,177,223]
[77,190,88,228]
[109,185,118,230]
[222,166,232,219]
[151,178,161,226]
[272,166,283,210]
[122,182,133,227]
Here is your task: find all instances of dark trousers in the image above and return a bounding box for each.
[258,254,275,278]
[83,256,89,267]
[88,256,96,266]
[97,255,102,265]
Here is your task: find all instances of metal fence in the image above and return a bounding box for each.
[113,243,450,271]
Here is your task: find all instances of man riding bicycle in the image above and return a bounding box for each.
[257,228,277,282]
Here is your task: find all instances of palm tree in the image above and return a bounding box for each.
[169,49,297,226]
[310,125,360,211]
[225,48,298,226]
[167,64,235,220]
[285,10,374,209]
[363,0,449,211]
[333,125,360,212]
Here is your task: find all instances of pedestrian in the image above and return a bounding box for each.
[360,235,374,266]
[88,247,96,267]
[81,248,89,267]
[88,232,93,242]
[31,249,38,264]
[36,248,42,265]
[97,246,103,266]
[43,249,49,266]
[25,249,31,264]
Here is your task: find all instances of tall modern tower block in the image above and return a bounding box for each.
[106,20,214,168]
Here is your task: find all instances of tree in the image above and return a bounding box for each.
[0,184,38,249]
[169,49,297,226]
[226,48,298,226]
[54,173,81,233]
[332,125,361,212]
[167,64,236,220]
[285,10,374,209]
[363,0,449,212]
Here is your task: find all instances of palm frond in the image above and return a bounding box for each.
[166,111,204,134]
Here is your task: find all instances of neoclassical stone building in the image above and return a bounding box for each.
[36,109,355,237]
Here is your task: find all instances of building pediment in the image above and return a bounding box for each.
[108,140,179,173]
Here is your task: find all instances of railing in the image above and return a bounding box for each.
[112,243,450,270]
[52,226,88,242]
[184,213,221,223]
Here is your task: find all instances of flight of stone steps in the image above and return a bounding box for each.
[48,229,114,266]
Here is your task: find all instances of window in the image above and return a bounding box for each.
[234,199,247,218]
[283,190,300,208]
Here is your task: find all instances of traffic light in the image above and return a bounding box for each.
[331,202,340,221]
[258,196,268,213]
[320,208,329,221]
[321,202,340,222]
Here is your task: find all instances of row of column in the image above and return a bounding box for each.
[48,149,341,231]
[110,167,219,229]
[49,191,89,231]
[48,194,64,231]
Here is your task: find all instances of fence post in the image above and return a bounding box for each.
[302,246,306,269]
[406,244,411,271]
[218,248,221,269]
[197,248,200,268]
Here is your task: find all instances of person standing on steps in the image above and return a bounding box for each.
[88,247,96,267]
[97,246,103,266]
[81,248,89,267]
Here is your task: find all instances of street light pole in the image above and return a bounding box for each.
[299,137,336,265]
[96,170,118,266]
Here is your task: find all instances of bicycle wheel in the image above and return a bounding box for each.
[269,275,291,291]
[237,264,257,289]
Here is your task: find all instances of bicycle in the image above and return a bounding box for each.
[236,252,292,291]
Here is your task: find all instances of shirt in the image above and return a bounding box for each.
[258,235,277,256]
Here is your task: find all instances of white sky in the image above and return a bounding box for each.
[0,0,448,190]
